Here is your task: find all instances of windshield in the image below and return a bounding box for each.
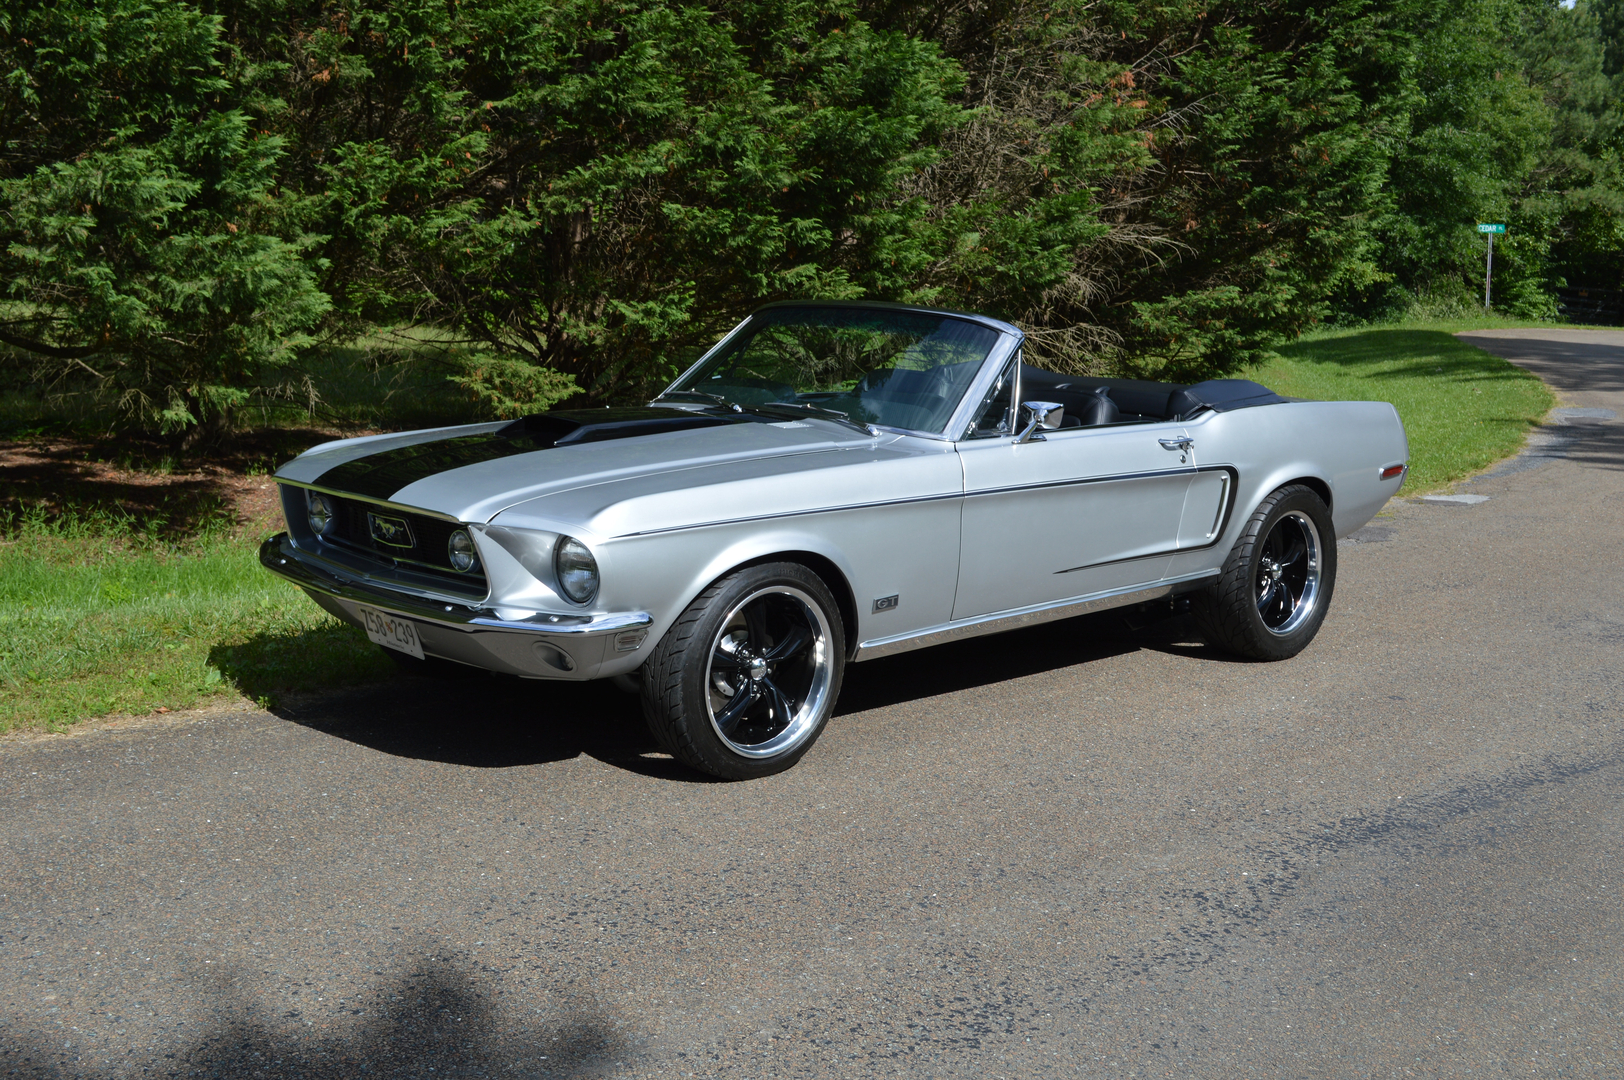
[663,306,1002,435]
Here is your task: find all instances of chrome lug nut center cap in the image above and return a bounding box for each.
[747,657,769,681]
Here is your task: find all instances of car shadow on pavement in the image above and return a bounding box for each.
[834,608,1224,714]
[270,672,692,776]
[268,609,1229,776]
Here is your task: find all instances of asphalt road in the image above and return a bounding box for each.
[3,330,1622,1079]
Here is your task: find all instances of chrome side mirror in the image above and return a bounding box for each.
[1017,401,1064,443]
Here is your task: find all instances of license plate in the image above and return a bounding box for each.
[358,604,424,660]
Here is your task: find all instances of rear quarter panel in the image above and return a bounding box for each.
[1164,400,1407,581]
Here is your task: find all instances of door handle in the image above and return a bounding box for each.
[1159,437,1194,452]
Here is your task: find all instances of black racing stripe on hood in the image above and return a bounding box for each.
[311,407,753,500]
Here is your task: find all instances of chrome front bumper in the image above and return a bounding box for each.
[259,534,652,680]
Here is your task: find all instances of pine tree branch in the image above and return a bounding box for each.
[0,326,105,360]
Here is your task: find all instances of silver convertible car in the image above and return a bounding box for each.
[262,302,1407,778]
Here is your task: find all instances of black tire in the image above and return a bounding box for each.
[1191,484,1337,661]
[382,647,487,680]
[641,562,845,780]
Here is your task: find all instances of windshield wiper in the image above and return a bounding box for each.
[746,401,880,437]
[654,389,743,412]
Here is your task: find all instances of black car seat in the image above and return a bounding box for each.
[1072,386,1120,426]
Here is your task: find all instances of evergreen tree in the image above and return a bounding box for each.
[5,0,1624,436]
[0,0,330,441]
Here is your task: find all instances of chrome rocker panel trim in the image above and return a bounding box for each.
[852,568,1220,661]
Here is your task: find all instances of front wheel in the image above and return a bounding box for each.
[1191,484,1337,661]
[641,562,845,780]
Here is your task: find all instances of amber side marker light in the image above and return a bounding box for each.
[1380,464,1406,480]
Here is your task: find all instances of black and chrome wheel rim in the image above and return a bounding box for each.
[705,585,834,759]
[1255,510,1322,636]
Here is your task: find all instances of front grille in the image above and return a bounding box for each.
[321,494,487,592]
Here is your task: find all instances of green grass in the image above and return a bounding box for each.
[1248,323,1557,493]
[0,511,391,732]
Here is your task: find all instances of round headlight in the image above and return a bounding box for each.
[307,493,334,537]
[447,529,480,573]
[554,535,598,604]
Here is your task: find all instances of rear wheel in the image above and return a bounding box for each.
[641,562,845,780]
[1192,484,1336,661]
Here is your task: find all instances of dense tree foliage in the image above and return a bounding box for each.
[2,0,1620,434]
[1334,0,1624,319]
[0,0,329,440]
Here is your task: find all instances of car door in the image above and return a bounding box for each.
[952,421,1204,620]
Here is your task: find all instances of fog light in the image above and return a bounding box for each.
[307,493,334,536]
[532,641,575,672]
[447,529,480,573]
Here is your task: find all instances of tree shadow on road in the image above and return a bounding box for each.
[1459,332,1624,396]
[1276,329,1555,385]
[0,954,632,1079]
[1561,422,1624,473]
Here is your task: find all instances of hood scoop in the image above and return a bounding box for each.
[506,406,749,445]
[312,406,753,500]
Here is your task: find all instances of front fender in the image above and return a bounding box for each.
[590,522,865,678]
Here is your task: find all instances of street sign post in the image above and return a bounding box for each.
[1478,224,1506,307]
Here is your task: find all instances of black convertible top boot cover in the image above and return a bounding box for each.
[1168,379,1291,419]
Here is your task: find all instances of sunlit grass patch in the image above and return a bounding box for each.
[1249,326,1556,493]
[0,515,391,732]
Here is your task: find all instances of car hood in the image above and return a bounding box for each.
[276,407,887,523]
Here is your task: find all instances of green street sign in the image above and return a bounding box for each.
[1478,223,1507,234]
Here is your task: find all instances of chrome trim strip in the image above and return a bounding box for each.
[619,488,963,537]
[964,461,1203,500]
[1053,549,1176,575]
[260,534,650,637]
[658,313,756,392]
[852,569,1220,662]
[273,478,462,523]
[1209,472,1232,538]
[944,333,1024,443]
[320,532,479,582]
[467,610,652,635]
[289,535,489,605]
